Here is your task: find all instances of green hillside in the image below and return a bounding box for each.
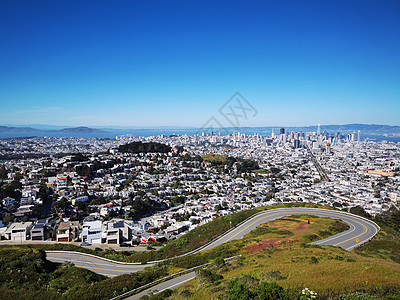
[157,215,400,300]
[1,205,400,300]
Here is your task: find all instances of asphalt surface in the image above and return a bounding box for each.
[45,252,146,277]
[46,208,379,280]
[201,207,379,251]
[126,272,196,300]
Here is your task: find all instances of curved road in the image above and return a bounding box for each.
[46,207,379,278]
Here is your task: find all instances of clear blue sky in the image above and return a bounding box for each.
[0,0,399,127]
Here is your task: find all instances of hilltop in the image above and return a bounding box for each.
[168,215,400,300]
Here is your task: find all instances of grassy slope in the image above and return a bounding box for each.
[0,246,106,300]
[0,245,173,300]
[355,226,400,264]
[169,216,400,300]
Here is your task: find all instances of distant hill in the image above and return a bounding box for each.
[0,126,111,139]
[58,126,106,133]
[0,126,41,133]
[118,141,171,154]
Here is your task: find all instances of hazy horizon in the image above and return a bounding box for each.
[3,122,400,130]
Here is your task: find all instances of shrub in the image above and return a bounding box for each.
[309,256,319,264]
[266,270,287,281]
[196,269,223,284]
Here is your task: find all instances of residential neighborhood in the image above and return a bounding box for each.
[0,130,399,247]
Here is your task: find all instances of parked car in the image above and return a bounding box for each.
[146,246,156,250]
[79,242,91,246]
[94,247,103,251]
[120,243,131,247]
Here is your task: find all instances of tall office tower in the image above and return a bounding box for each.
[271,128,275,138]
[357,130,360,142]
[293,139,301,149]
[280,128,285,135]
[317,124,321,135]
[325,143,331,153]
[351,133,357,141]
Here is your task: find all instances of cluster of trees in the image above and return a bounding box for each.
[128,197,165,220]
[0,173,22,200]
[0,247,106,298]
[75,158,122,179]
[374,206,400,233]
[118,141,172,154]
[200,154,259,173]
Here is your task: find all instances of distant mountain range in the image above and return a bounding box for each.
[0,124,400,140]
[0,126,111,139]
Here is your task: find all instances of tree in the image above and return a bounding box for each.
[52,197,70,216]
[0,165,7,179]
[31,204,44,219]
[350,206,370,218]
[3,213,14,224]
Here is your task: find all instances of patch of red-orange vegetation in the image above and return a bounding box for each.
[246,222,309,254]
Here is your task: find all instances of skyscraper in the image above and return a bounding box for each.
[294,139,301,149]
[317,124,321,135]
[280,128,285,135]
[357,130,360,142]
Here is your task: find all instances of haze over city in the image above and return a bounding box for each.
[1,0,399,127]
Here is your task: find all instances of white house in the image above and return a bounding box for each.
[4,222,33,241]
[81,220,103,244]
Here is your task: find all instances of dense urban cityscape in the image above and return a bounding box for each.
[1,127,398,247]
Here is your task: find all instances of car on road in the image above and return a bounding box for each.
[120,243,131,247]
[79,242,91,246]
[94,247,103,251]
[146,246,156,250]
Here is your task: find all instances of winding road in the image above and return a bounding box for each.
[46,207,379,278]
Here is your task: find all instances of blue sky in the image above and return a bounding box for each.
[0,0,399,127]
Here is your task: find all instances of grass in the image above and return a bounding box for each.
[2,206,398,299]
[168,215,400,300]
[355,226,400,264]
[201,153,227,163]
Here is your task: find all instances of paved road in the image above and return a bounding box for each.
[126,272,196,300]
[201,207,379,251]
[46,252,145,277]
[307,146,329,181]
[46,207,379,277]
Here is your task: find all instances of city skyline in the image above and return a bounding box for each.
[0,0,399,127]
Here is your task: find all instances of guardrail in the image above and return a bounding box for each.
[109,255,242,300]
